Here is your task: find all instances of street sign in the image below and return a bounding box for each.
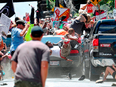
[90,0,101,6]
[95,11,107,21]
[113,9,116,19]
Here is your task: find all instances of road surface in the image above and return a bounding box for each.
[0,77,116,87]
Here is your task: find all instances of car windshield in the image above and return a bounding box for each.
[41,35,63,44]
[98,22,116,33]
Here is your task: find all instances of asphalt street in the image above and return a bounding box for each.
[0,76,116,87]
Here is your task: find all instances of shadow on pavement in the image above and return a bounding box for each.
[1,57,14,79]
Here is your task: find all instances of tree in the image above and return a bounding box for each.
[99,0,114,10]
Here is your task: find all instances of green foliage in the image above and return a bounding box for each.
[74,13,79,17]
[99,0,114,10]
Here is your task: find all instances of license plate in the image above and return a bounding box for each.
[100,44,111,47]
[50,61,60,65]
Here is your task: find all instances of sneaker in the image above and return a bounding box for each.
[3,83,7,85]
[78,75,85,80]
[0,83,7,86]
[96,79,104,83]
[112,83,116,86]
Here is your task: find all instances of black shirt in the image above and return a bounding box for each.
[70,20,86,35]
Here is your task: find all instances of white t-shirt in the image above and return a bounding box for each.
[50,46,60,58]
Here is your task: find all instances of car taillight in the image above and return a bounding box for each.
[70,50,79,54]
[93,39,99,46]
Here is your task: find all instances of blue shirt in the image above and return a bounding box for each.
[10,27,24,52]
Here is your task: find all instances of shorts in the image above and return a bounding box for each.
[112,71,116,79]
[11,51,15,56]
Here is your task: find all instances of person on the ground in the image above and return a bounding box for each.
[45,41,72,61]
[10,20,30,56]
[11,26,50,87]
[96,64,116,83]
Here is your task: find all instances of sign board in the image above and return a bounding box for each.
[90,0,101,6]
[26,13,30,22]
[87,4,93,13]
[0,13,11,37]
[80,4,97,13]
[113,9,116,18]
[95,11,107,21]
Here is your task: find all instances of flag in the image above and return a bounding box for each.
[25,23,34,41]
[0,0,15,18]
[30,7,34,24]
[36,9,44,22]
[36,9,39,23]
[63,0,67,8]
[55,0,59,7]
[25,7,35,41]
[26,13,30,22]
[54,7,70,21]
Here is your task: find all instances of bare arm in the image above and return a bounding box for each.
[67,35,78,41]
[41,61,48,87]
[1,55,8,60]
[20,24,30,37]
[80,4,88,10]
[11,61,17,73]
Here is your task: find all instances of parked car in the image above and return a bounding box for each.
[42,35,84,79]
[83,19,116,81]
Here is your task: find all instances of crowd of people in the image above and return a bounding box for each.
[0,1,115,87]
